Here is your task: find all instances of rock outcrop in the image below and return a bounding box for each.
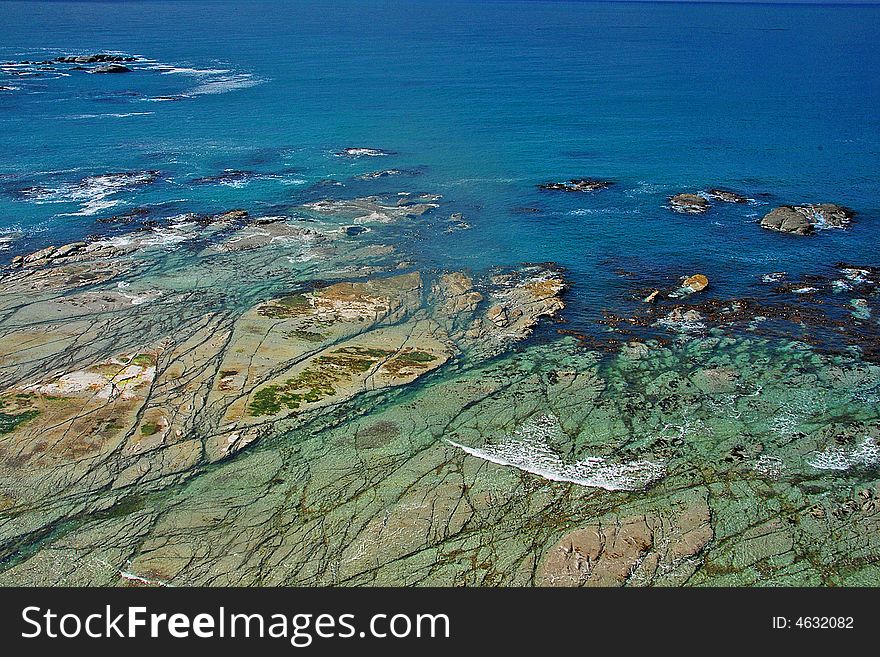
[760,204,855,235]
[537,178,614,193]
[705,188,749,204]
[669,193,710,214]
[91,64,132,74]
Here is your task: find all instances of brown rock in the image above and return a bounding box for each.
[683,274,709,292]
[538,490,713,587]
[669,193,710,214]
[760,203,854,236]
[705,188,749,204]
[486,305,509,327]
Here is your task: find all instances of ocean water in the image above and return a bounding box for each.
[2,0,879,335]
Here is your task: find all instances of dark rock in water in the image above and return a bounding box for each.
[705,188,749,204]
[55,54,137,64]
[760,204,855,236]
[191,170,254,185]
[15,185,50,200]
[354,169,405,180]
[335,147,396,158]
[669,193,710,214]
[192,209,250,226]
[344,226,369,237]
[253,216,285,225]
[98,207,152,224]
[212,209,249,223]
[537,178,614,193]
[91,64,132,74]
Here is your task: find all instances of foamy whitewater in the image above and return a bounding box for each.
[446,415,665,491]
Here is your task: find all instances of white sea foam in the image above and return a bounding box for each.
[806,437,879,471]
[24,171,157,218]
[184,73,263,96]
[840,267,872,285]
[155,66,231,76]
[67,112,155,119]
[0,233,19,250]
[625,181,669,197]
[445,414,664,491]
[61,198,122,217]
[753,455,785,479]
[569,207,638,216]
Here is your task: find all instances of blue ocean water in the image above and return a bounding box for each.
[1,0,878,333]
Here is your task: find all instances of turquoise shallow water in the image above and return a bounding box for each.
[1,0,879,333]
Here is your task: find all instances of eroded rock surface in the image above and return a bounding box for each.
[669,193,710,214]
[538,489,713,586]
[0,199,567,575]
[1,184,878,589]
[760,204,855,235]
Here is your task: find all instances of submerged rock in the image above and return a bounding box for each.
[760,204,855,235]
[98,207,152,225]
[537,178,614,193]
[191,170,254,185]
[302,195,439,224]
[669,193,710,214]
[207,209,249,224]
[354,169,405,180]
[90,64,132,74]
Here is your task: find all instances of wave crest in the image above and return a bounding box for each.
[446,414,664,491]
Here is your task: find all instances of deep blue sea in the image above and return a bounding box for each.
[1,0,878,333]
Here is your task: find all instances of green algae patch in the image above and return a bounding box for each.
[131,353,157,367]
[258,294,312,319]
[383,349,438,376]
[248,346,395,416]
[288,329,326,343]
[0,409,40,435]
[249,375,338,416]
[315,346,394,373]
[0,393,41,435]
[140,422,160,437]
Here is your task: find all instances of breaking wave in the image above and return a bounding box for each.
[18,170,159,216]
[446,414,664,491]
[806,437,879,471]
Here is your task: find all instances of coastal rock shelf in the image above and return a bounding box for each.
[0,194,570,581]
[2,0,878,591]
[0,187,877,587]
[2,331,878,586]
